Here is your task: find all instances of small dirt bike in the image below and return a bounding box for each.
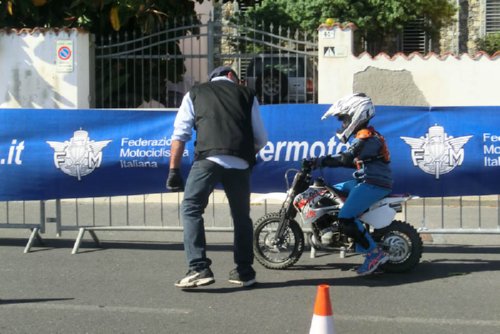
[253,158,423,272]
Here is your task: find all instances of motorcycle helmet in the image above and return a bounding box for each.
[321,93,375,143]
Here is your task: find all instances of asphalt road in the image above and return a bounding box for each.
[1,229,500,334]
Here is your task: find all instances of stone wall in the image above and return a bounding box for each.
[439,0,485,54]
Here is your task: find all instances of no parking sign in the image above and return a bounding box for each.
[56,40,73,72]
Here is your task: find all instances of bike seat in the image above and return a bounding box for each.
[387,193,411,197]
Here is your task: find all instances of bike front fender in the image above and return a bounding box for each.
[251,192,288,205]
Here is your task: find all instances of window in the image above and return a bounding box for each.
[486,0,500,33]
[401,18,429,54]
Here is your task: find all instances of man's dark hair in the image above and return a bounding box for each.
[208,66,239,81]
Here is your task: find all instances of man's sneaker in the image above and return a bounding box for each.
[175,268,215,288]
[356,247,389,276]
[228,268,256,287]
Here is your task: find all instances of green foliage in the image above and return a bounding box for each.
[237,0,457,53]
[476,33,500,55]
[0,0,203,34]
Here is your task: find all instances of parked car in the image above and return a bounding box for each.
[243,54,317,104]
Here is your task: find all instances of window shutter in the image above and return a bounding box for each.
[486,0,500,33]
[402,18,428,53]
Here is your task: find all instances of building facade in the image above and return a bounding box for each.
[439,0,500,54]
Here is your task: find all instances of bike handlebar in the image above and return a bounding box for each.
[301,158,318,171]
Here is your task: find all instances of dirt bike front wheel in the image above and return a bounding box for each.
[253,212,304,270]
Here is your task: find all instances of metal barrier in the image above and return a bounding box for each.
[400,195,500,234]
[51,192,256,254]
[0,200,45,253]
[2,194,499,254]
[52,192,500,253]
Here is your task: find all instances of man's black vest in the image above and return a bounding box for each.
[190,80,256,165]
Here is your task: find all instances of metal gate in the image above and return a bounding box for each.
[93,16,318,108]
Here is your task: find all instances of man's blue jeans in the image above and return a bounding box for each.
[334,180,392,253]
[181,159,253,271]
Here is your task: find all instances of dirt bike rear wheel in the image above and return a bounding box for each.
[253,212,304,270]
[372,220,423,273]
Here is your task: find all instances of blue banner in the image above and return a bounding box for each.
[252,104,500,197]
[0,105,498,200]
[0,108,178,200]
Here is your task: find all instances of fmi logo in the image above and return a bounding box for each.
[47,129,111,180]
[401,125,472,179]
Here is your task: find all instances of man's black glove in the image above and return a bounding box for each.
[166,168,184,192]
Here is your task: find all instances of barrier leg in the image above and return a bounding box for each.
[71,228,86,254]
[24,227,43,253]
[88,230,100,246]
[72,228,101,254]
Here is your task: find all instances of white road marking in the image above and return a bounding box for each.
[336,314,500,327]
[4,304,500,328]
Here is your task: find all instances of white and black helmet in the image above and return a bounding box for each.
[321,93,375,143]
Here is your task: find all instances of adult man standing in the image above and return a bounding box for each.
[167,66,268,289]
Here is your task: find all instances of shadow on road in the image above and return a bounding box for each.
[2,238,499,292]
[181,244,500,293]
[0,298,74,305]
[183,257,500,293]
[0,237,189,253]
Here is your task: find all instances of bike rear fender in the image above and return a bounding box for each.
[360,204,396,228]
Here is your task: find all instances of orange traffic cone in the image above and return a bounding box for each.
[309,284,336,334]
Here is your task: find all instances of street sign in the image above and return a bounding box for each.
[323,46,348,58]
[56,40,74,73]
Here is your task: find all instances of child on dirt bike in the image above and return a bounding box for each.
[316,93,393,276]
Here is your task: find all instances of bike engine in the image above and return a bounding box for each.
[314,213,337,230]
[314,214,340,246]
